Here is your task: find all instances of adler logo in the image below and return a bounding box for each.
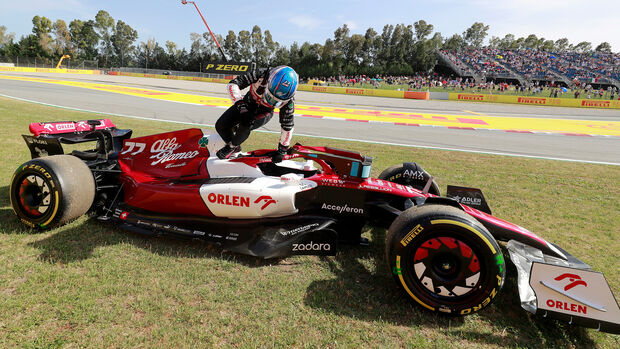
[292,241,331,251]
[582,100,610,107]
[457,94,484,101]
[518,97,546,104]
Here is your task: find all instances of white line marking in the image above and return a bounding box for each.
[1,93,618,166]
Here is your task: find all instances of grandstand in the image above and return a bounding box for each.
[437,49,620,89]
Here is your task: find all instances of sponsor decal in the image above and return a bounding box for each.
[457,94,484,101]
[518,97,547,105]
[43,124,54,132]
[198,137,209,148]
[120,211,129,220]
[346,89,364,95]
[392,266,402,275]
[451,195,482,206]
[207,193,250,207]
[312,86,327,92]
[292,241,331,251]
[554,273,587,291]
[321,203,364,215]
[76,121,88,129]
[404,169,425,180]
[254,196,277,210]
[55,123,75,131]
[165,162,186,169]
[280,223,320,237]
[545,299,587,314]
[319,178,346,187]
[400,224,424,247]
[148,137,199,166]
[581,100,610,108]
[459,275,503,315]
[121,141,146,155]
[204,63,250,73]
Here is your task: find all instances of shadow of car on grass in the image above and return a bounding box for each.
[302,226,595,348]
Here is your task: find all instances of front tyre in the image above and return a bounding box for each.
[378,163,440,196]
[386,205,505,315]
[9,155,95,229]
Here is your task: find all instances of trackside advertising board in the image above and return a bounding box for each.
[203,62,253,74]
[298,85,430,100]
[449,93,620,109]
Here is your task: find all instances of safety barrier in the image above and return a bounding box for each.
[448,93,620,109]
[0,67,101,75]
[107,71,230,84]
[298,84,430,100]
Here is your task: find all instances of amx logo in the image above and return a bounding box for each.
[555,273,587,291]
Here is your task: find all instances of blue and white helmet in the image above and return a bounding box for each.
[264,66,298,108]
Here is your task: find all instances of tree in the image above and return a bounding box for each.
[595,42,612,53]
[52,20,72,56]
[237,30,251,61]
[443,34,464,51]
[462,22,489,48]
[32,15,54,58]
[554,38,570,52]
[413,20,433,42]
[250,25,267,65]
[95,10,115,67]
[70,19,99,60]
[223,30,239,61]
[573,41,592,53]
[263,30,278,65]
[523,34,539,49]
[488,36,500,49]
[498,34,515,50]
[0,25,16,54]
[112,20,137,66]
[137,38,157,69]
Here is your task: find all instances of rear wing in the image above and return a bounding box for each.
[23,119,132,159]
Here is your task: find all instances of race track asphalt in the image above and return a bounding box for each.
[1,71,619,165]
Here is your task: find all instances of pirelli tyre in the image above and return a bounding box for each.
[386,205,505,316]
[9,155,95,229]
[378,163,440,196]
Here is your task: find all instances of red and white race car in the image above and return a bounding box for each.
[10,119,620,333]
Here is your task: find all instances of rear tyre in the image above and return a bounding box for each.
[386,205,505,315]
[9,155,95,229]
[378,163,440,196]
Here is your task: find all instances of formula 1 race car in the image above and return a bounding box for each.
[9,119,620,334]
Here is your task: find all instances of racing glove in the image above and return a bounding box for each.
[235,100,248,114]
[272,143,288,163]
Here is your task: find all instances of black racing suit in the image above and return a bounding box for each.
[215,68,294,148]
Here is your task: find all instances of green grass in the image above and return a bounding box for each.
[0,96,619,348]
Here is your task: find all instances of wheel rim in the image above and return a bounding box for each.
[17,174,51,218]
[412,236,481,299]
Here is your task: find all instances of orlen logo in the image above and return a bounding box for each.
[518,97,547,105]
[555,273,587,291]
[254,196,276,210]
[457,94,484,101]
[582,100,610,108]
[207,194,276,210]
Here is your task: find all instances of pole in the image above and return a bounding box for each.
[181,0,228,62]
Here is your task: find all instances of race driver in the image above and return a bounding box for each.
[215,65,298,163]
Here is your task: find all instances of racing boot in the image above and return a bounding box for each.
[216,144,241,159]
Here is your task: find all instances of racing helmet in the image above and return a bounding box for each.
[264,66,298,108]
